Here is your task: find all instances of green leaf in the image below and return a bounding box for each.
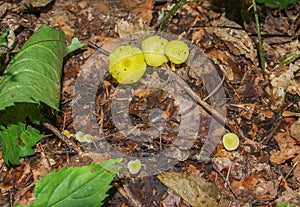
[0,24,67,111]
[0,123,44,165]
[0,29,9,46]
[0,103,42,125]
[16,159,122,207]
[66,37,86,54]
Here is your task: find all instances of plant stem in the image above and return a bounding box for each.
[281,50,300,64]
[158,0,187,31]
[252,0,266,70]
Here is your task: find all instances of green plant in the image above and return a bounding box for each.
[252,0,266,71]
[0,24,85,165]
[279,201,292,207]
[14,158,123,207]
[281,51,300,64]
[255,0,298,10]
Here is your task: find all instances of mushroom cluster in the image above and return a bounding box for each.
[109,35,189,84]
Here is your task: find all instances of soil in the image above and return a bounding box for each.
[0,0,300,206]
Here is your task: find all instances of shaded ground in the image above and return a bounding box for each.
[0,0,300,206]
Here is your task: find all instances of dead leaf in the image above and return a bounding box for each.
[157,172,230,207]
[290,119,300,142]
[122,0,153,24]
[282,110,300,117]
[115,19,153,38]
[270,131,300,164]
[18,0,54,11]
[269,64,299,109]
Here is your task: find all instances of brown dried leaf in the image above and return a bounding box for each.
[269,64,299,109]
[290,119,300,142]
[270,131,300,164]
[115,19,153,38]
[122,0,153,24]
[157,172,230,207]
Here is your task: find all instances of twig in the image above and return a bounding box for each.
[212,162,238,199]
[42,122,80,154]
[262,113,283,145]
[203,74,226,101]
[88,41,110,56]
[167,69,226,126]
[252,0,266,71]
[285,158,299,180]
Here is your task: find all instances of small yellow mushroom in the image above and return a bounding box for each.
[222,133,240,151]
[75,131,85,142]
[127,159,142,175]
[164,40,189,66]
[109,45,147,84]
[62,129,71,138]
[142,35,169,66]
[83,134,93,143]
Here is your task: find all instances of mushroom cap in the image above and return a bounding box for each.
[109,46,147,84]
[142,35,169,66]
[222,133,240,151]
[62,129,71,138]
[83,134,93,143]
[164,40,189,64]
[127,159,142,175]
[75,131,85,142]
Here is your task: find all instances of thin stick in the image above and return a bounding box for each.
[42,122,80,153]
[285,159,298,180]
[169,69,226,126]
[212,162,238,199]
[88,41,110,56]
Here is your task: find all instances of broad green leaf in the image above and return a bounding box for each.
[0,24,67,111]
[0,123,44,165]
[16,158,123,207]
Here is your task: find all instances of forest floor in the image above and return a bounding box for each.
[0,0,300,206]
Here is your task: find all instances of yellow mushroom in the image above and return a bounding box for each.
[127,159,142,175]
[142,35,169,66]
[164,40,189,66]
[62,129,71,138]
[109,45,147,84]
[222,133,240,151]
[75,131,85,142]
[83,134,93,143]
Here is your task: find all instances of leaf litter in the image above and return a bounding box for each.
[1,0,300,206]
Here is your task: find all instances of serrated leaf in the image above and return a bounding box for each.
[21,159,123,207]
[0,24,67,111]
[0,123,44,165]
